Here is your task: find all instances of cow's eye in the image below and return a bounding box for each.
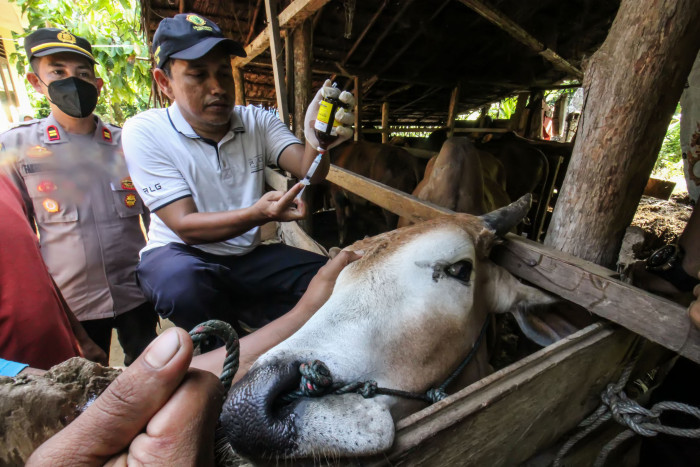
[446,260,473,283]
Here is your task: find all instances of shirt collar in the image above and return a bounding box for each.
[41,113,115,146]
[167,102,246,143]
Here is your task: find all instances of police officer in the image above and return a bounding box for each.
[0,28,158,365]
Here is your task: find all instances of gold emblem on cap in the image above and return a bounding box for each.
[57,31,76,44]
[186,14,206,26]
[154,45,161,64]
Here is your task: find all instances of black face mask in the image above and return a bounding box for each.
[46,77,98,118]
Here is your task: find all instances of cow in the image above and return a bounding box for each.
[329,141,425,245]
[398,137,547,235]
[219,196,582,460]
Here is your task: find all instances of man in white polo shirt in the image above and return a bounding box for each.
[122,13,353,335]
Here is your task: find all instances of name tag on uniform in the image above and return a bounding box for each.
[247,155,264,173]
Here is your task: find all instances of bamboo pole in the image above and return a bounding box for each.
[381,101,390,143]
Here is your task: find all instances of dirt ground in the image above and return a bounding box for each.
[108,318,175,367]
[628,193,693,260]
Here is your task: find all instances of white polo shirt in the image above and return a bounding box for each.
[122,103,301,256]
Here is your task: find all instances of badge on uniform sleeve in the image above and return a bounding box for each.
[26,145,52,158]
[46,125,60,141]
[121,177,135,190]
[42,198,59,213]
[124,193,137,207]
[102,128,112,143]
[37,180,57,193]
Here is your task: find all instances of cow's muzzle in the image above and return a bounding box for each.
[219,360,302,458]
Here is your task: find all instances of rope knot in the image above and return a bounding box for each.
[298,360,333,397]
[357,381,378,398]
[425,388,448,403]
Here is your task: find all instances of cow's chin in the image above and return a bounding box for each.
[220,361,395,460]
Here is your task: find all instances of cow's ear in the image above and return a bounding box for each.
[480,262,590,346]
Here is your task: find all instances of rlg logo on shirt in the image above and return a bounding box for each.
[248,155,264,173]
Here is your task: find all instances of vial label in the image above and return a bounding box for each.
[314,101,339,135]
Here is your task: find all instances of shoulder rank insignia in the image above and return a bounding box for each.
[42,198,60,213]
[102,128,113,143]
[26,145,52,158]
[124,193,137,207]
[46,125,60,141]
[121,177,135,190]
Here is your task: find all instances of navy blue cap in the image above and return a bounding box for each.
[152,13,246,69]
[25,28,94,63]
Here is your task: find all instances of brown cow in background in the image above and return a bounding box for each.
[329,141,424,245]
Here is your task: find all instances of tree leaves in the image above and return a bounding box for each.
[9,0,152,125]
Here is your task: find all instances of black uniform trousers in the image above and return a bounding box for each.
[81,301,159,366]
[136,242,327,337]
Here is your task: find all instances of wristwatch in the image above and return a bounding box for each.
[645,244,700,292]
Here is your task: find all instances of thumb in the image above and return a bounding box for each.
[27,328,194,466]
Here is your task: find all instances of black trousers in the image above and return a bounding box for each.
[136,242,327,336]
[81,301,159,366]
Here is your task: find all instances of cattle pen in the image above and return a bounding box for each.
[264,162,688,465]
[142,0,699,463]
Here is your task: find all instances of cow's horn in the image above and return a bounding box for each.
[479,194,532,236]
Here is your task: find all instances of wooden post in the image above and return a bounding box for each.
[354,76,362,141]
[509,91,529,134]
[265,0,290,125]
[292,18,312,141]
[381,101,390,143]
[233,65,246,106]
[285,34,295,127]
[552,93,568,138]
[525,91,543,139]
[545,0,700,267]
[447,84,460,138]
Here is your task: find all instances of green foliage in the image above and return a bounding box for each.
[653,103,683,180]
[9,0,152,125]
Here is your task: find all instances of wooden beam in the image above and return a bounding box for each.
[265,0,289,124]
[324,164,700,363]
[447,84,461,137]
[178,0,184,14]
[292,18,312,140]
[456,0,583,80]
[233,0,330,68]
[245,0,263,45]
[361,127,509,134]
[341,0,388,67]
[354,76,362,141]
[233,65,246,106]
[491,236,700,364]
[381,101,390,143]
[510,91,528,133]
[360,0,416,68]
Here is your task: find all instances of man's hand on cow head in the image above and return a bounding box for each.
[27,328,223,466]
[304,79,355,151]
[254,183,308,222]
[298,249,364,314]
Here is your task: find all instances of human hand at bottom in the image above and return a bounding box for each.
[27,328,224,466]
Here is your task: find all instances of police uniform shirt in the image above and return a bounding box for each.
[122,103,301,256]
[0,114,148,321]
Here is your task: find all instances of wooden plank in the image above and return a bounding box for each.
[232,0,330,68]
[491,235,700,363]
[292,19,312,140]
[362,324,636,465]
[264,166,295,192]
[326,164,452,224]
[264,0,289,125]
[277,221,328,256]
[456,0,583,80]
[324,165,700,362]
[361,127,508,134]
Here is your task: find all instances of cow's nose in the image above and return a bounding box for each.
[219,359,302,458]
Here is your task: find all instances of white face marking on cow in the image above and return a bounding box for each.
[223,213,564,459]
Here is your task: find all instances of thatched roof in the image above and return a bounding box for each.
[139,0,619,126]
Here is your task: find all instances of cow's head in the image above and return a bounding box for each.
[220,195,573,460]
